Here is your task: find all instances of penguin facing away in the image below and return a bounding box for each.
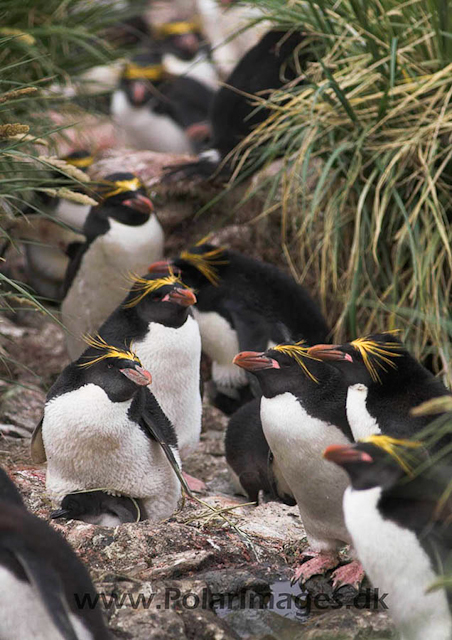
[233,343,364,587]
[61,172,164,360]
[150,241,329,414]
[324,436,452,640]
[33,337,181,523]
[0,466,110,639]
[225,397,295,505]
[163,29,307,180]
[111,50,214,153]
[96,272,202,460]
[308,333,451,444]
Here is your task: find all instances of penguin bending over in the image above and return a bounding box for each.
[233,343,364,587]
[308,332,451,445]
[96,272,202,460]
[32,337,181,523]
[61,172,164,359]
[0,466,110,639]
[225,398,295,505]
[163,29,307,181]
[325,436,452,640]
[111,50,214,153]
[150,241,329,414]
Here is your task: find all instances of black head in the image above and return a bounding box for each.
[75,337,152,402]
[307,332,420,386]
[149,242,230,289]
[95,172,154,223]
[233,342,336,399]
[120,50,165,106]
[0,467,25,508]
[51,490,140,524]
[323,437,425,491]
[123,272,197,328]
[61,149,94,171]
[156,19,205,61]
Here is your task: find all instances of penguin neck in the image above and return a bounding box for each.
[104,204,151,227]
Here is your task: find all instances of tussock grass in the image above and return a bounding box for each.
[234,0,452,383]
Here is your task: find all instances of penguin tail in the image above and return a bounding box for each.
[161,149,224,184]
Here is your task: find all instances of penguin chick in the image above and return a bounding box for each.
[51,490,143,526]
[34,338,181,522]
[324,437,452,640]
[225,398,295,505]
[163,29,307,180]
[111,50,214,153]
[150,242,329,414]
[0,466,110,639]
[61,172,164,359]
[233,343,364,587]
[97,273,201,459]
[308,333,451,445]
[155,19,218,90]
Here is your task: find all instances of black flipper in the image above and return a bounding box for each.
[2,537,79,640]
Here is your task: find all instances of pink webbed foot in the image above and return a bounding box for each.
[182,472,207,493]
[331,560,365,590]
[291,550,339,585]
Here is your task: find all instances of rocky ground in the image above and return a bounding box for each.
[0,152,396,639]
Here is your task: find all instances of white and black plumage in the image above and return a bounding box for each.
[308,333,452,446]
[325,438,452,640]
[233,345,364,586]
[32,339,181,523]
[96,273,202,459]
[111,50,214,153]
[155,19,218,90]
[50,490,142,525]
[151,242,329,414]
[163,29,307,180]
[0,466,110,639]
[225,398,295,505]
[61,172,164,360]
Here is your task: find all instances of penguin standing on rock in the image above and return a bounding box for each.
[61,172,164,359]
[150,242,329,414]
[307,332,451,445]
[233,343,364,587]
[96,272,202,465]
[225,398,295,505]
[325,436,452,640]
[111,50,214,153]
[32,337,181,523]
[0,466,110,639]
[163,29,307,180]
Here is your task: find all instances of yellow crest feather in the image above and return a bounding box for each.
[350,334,403,383]
[100,177,143,200]
[123,63,165,81]
[123,271,188,308]
[63,154,94,169]
[362,435,423,476]
[79,335,141,368]
[155,19,202,37]
[179,245,228,286]
[272,341,320,383]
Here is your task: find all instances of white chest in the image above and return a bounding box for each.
[0,566,93,640]
[260,392,351,549]
[42,384,180,519]
[344,487,452,640]
[111,90,192,153]
[134,316,202,457]
[346,384,381,440]
[162,52,218,90]
[193,308,247,388]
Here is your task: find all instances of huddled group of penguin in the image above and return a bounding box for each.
[2,11,452,640]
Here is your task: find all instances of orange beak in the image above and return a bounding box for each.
[323,444,373,465]
[162,287,196,307]
[233,351,280,371]
[307,344,353,362]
